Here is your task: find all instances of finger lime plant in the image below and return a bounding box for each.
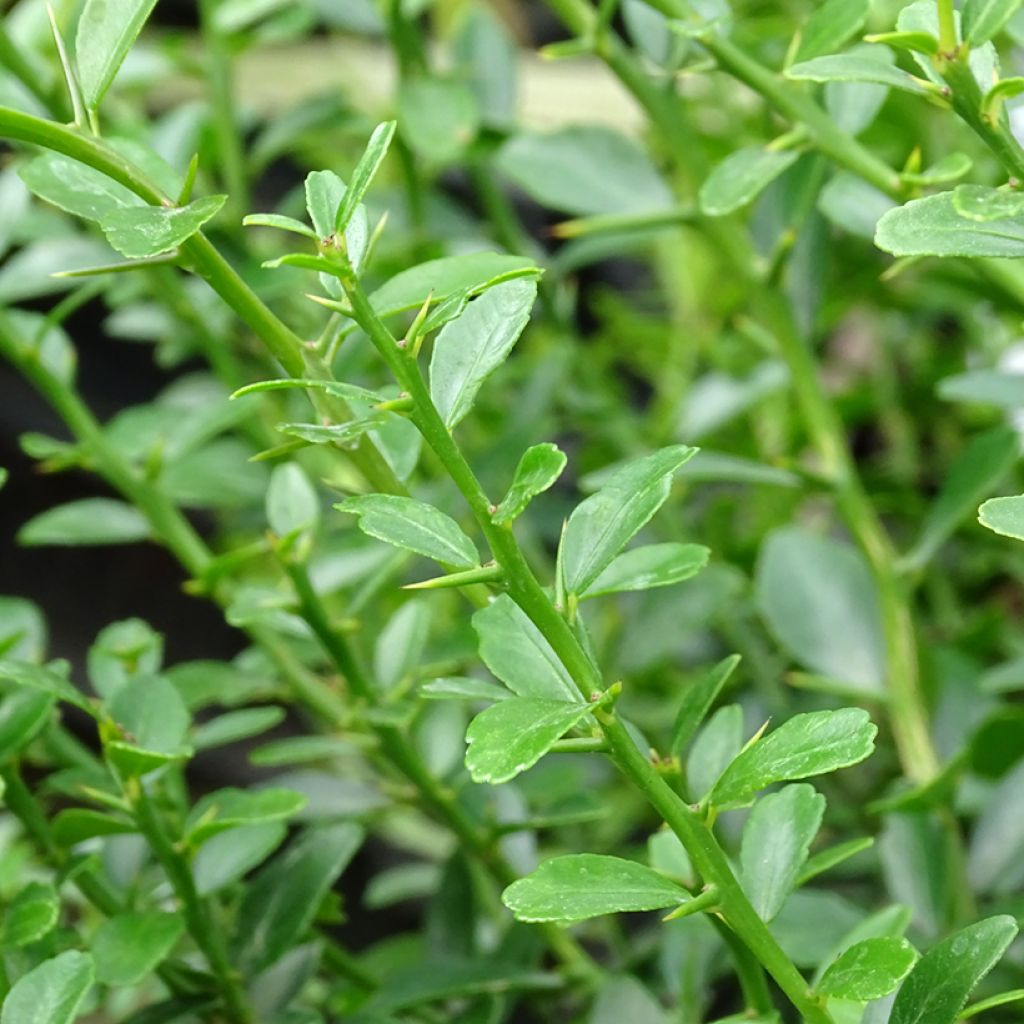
[1,0,1024,1023]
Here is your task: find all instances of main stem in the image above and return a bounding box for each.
[341,271,833,1024]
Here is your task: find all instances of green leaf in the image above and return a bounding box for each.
[502,854,689,923]
[2,883,59,948]
[337,494,479,568]
[0,597,46,662]
[903,427,1018,570]
[428,278,537,429]
[191,706,286,751]
[671,655,741,756]
[242,213,319,239]
[465,697,592,784]
[496,126,674,216]
[0,950,94,1024]
[398,77,479,165]
[19,152,142,221]
[583,543,709,599]
[952,184,1024,221]
[87,618,163,700]
[979,494,1024,540]
[788,51,930,93]
[75,0,158,109]
[700,147,800,217]
[963,0,1024,44]
[18,498,151,546]
[940,370,1024,408]
[279,413,388,447]
[492,443,567,525]
[231,378,386,404]
[105,675,191,777]
[303,169,369,275]
[194,822,288,895]
[876,191,1024,258]
[100,195,227,259]
[236,822,364,970]
[421,676,512,701]
[0,689,54,761]
[794,0,871,62]
[889,917,1018,1024]
[93,912,184,986]
[740,783,825,921]
[687,704,744,800]
[51,808,137,846]
[710,708,877,807]
[369,252,539,317]
[185,787,307,845]
[266,463,320,538]
[473,595,579,701]
[797,837,875,885]
[336,121,395,232]
[561,446,697,596]
[817,936,918,1000]
[756,527,885,694]
[0,659,93,713]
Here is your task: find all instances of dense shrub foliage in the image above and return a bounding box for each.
[2,0,1024,1021]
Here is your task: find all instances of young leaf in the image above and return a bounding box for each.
[337,494,479,568]
[279,413,389,446]
[191,706,286,751]
[51,809,137,846]
[889,916,1018,1024]
[671,655,741,756]
[979,494,1024,540]
[100,195,227,259]
[242,213,318,239]
[194,822,288,895]
[93,912,184,987]
[787,52,930,94]
[231,378,386,404]
[304,170,369,276]
[700,147,800,217]
[710,708,877,807]
[963,0,1024,44]
[235,822,364,970]
[0,950,94,1024]
[185,787,307,845]
[335,120,396,233]
[18,498,151,546]
[740,783,825,921]
[582,542,709,599]
[793,0,871,62]
[473,595,580,701]
[20,152,142,221]
[492,443,567,525]
[105,674,192,777]
[421,676,512,702]
[817,936,918,1000]
[952,184,1024,221]
[687,705,744,801]
[75,0,159,110]
[0,659,93,713]
[266,463,320,538]
[876,192,1024,258]
[902,426,1018,570]
[428,278,537,429]
[502,854,690,923]
[2,883,59,948]
[465,697,593,784]
[398,77,480,165]
[560,446,697,596]
[0,689,53,761]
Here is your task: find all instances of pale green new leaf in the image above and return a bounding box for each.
[889,916,1017,1024]
[266,463,320,538]
[963,0,1024,44]
[979,494,1024,540]
[18,498,151,546]
[338,494,479,568]
[336,120,396,232]
[185,787,307,845]
[502,854,689,923]
[492,443,567,524]
[561,446,697,596]
[583,542,709,598]
[710,708,877,807]
[465,697,592,784]
[242,213,318,239]
[93,912,184,986]
[670,654,741,756]
[19,152,142,221]
[787,52,930,94]
[2,883,59,948]
[740,783,825,921]
[100,195,227,259]
[75,0,158,109]
[817,937,918,1001]
[0,950,94,1024]
[700,147,799,217]
[429,278,537,428]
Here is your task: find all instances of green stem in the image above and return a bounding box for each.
[937,0,958,55]
[130,782,254,1024]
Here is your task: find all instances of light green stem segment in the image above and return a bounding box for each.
[937,0,958,53]
[340,270,834,1024]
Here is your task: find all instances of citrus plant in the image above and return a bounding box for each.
[0,1,1023,1023]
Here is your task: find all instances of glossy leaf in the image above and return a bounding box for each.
[18,498,151,546]
[492,443,567,525]
[76,0,158,109]
[787,52,929,94]
[2,883,59,948]
[952,184,1024,221]
[979,494,1024,540]
[700,147,799,217]
[338,494,479,568]
[186,787,307,845]
[51,808,137,846]
[473,595,579,701]
[231,378,385,404]
[194,822,288,895]
[671,655,741,756]
[304,169,369,274]
[93,912,184,986]
[279,414,388,447]
[817,937,918,1000]
[502,854,689,923]
[710,708,877,807]
[242,213,318,239]
[465,697,592,784]
[560,446,697,596]
[191,706,286,751]
[421,676,511,702]
[429,278,537,429]
[0,950,94,1024]
[100,195,227,259]
[336,120,395,232]
[889,916,1018,1024]
[583,542,709,598]
[740,783,825,921]
[963,0,1024,44]
[687,704,744,801]
[105,674,191,777]
[0,689,54,761]
[793,0,871,62]
[20,152,141,221]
